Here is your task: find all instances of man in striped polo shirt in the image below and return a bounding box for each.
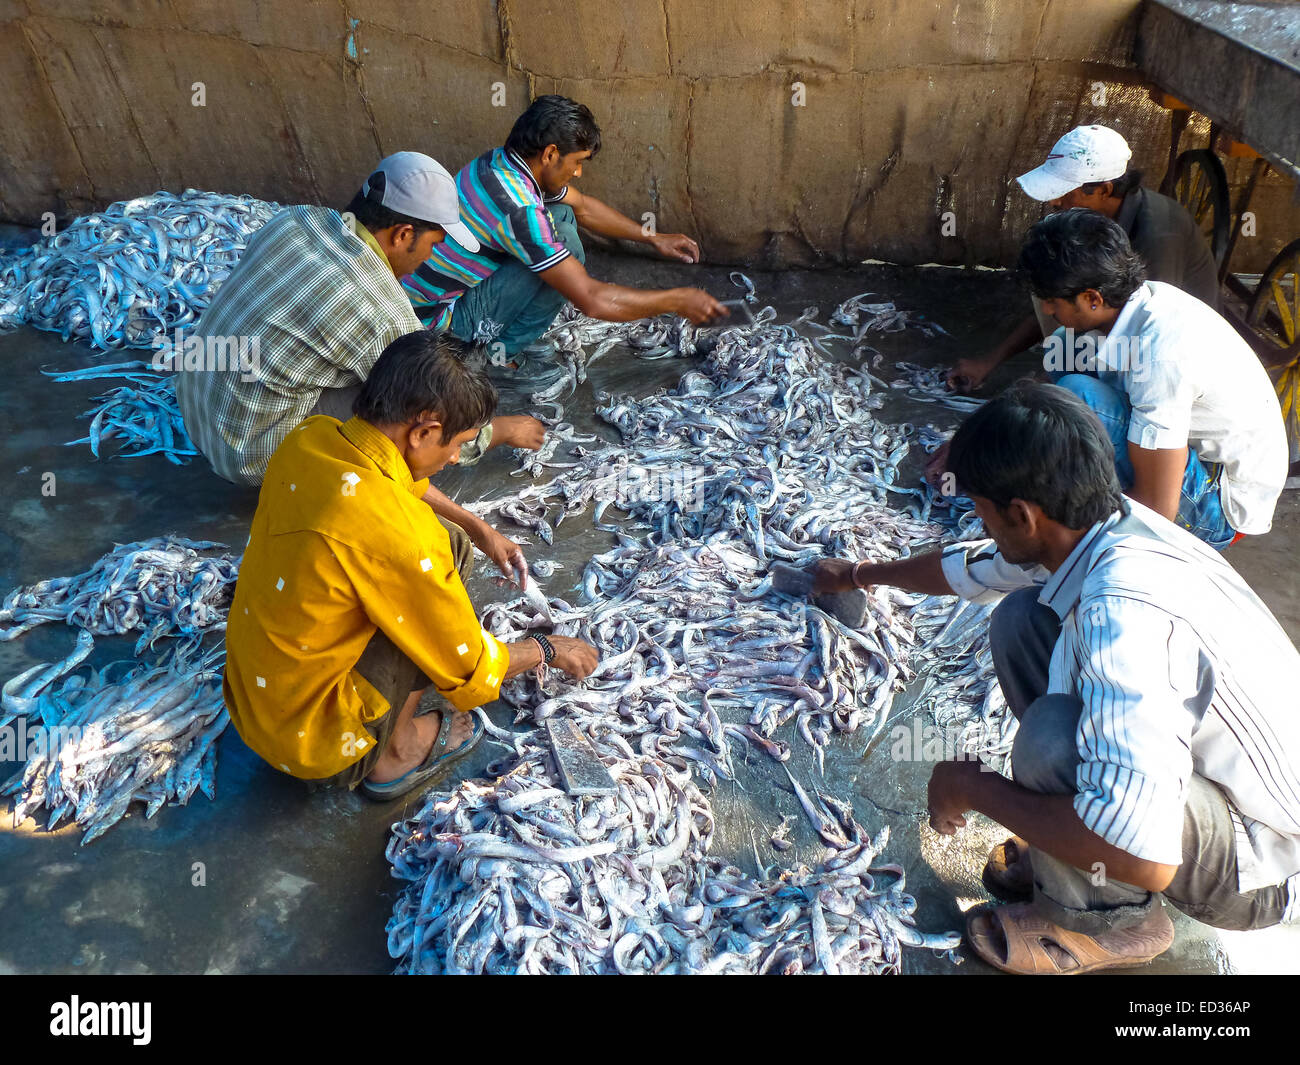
[814,384,1300,973]
[404,96,727,356]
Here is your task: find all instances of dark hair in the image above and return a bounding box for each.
[948,382,1123,530]
[1080,167,1143,199]
[1016,208,1147,307]
[354,332,497,442]
[505,95,601,160]
[343,188,442,239]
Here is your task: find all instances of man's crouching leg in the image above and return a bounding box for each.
[963,693,1176,972]
[310,625,473,790]
[363,519,476,784]
[1011,693,1159,935]
[1159,776,1291,931]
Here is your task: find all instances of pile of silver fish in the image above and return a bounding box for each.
[44,362,198,464]
[1,190,281,461]
[0,536,238,654]
[512,303,708,425]
[0,535,238,842]
[829,292,949,340]
[474,312,945,550]
[0,189,280,350]
[1,632,227,844]
[387,742,953,974]
[390,293,975,973]
[482,539,921,781]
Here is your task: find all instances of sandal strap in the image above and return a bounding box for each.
[432,708,455,752]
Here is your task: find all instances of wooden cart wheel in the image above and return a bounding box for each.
[1247,237,1300,363]
[1172,149,1230,267]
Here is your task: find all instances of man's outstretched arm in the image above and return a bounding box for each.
[422,483,526,585]
[562,185,701,263]
[812,548,955,597]
[948,313,1045,394]
[539,255,726,324]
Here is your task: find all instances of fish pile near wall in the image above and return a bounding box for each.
[0,191,281,464]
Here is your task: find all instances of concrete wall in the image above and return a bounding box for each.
[3,0,1297,271]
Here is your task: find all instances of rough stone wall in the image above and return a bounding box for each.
[3,0,1296,271]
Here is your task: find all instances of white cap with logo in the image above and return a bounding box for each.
[360,151,480,252]
[1016,125,1133,202]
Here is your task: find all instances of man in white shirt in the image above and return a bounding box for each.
[813,384,1300,974]
[948,124,1220,393]
[1018,208,1286,547]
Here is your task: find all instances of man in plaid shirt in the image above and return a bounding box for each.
[176,152,539,581]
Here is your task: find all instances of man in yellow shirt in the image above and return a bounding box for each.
[223,331,598,800]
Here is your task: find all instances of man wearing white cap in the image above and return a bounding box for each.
[177,152,536,581]
[948,125,1219,394]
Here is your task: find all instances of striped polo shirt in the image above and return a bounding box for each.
[940,499,1300,896]
[403,147,570,331]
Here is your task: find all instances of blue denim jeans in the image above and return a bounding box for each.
[1053,372,1235,549]
[449,204,585,357]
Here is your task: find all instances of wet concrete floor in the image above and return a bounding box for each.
[0,251,1296,974]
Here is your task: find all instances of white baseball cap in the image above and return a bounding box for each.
[360,151,479,251]
[1016,126,1133,202]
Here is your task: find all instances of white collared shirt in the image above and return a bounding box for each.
[1089,281,1287,535]
[941,500,1300,893]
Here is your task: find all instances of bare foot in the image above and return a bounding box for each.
[365,709,476,784]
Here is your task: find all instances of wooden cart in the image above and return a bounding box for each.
[1138,0,1300,461]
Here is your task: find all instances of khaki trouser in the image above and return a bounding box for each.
[991,587,1292,935]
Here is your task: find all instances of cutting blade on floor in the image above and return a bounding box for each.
[545,716,617,795]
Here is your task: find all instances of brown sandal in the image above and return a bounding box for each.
[966,902,1174,975]
[982,836,1034,900]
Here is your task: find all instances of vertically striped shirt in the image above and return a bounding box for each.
[403,148,570,331]
[940,500,1300,894]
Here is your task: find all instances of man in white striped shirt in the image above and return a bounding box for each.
[814,383,1300,973]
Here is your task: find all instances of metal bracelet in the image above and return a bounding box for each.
[851,560,870,590]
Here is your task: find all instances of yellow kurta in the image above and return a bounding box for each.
[223,415,507,778]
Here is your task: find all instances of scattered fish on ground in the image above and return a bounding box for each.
[888,361,986,413]
[0,536,239,842]
[43,361,198,463]
[386,740,956,974]
[1,634,227,844]
[2,225,998,957]
[389,289,977,973]
[0,535,238,653]
[909,598,1013,775]
[1,190,280,460]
